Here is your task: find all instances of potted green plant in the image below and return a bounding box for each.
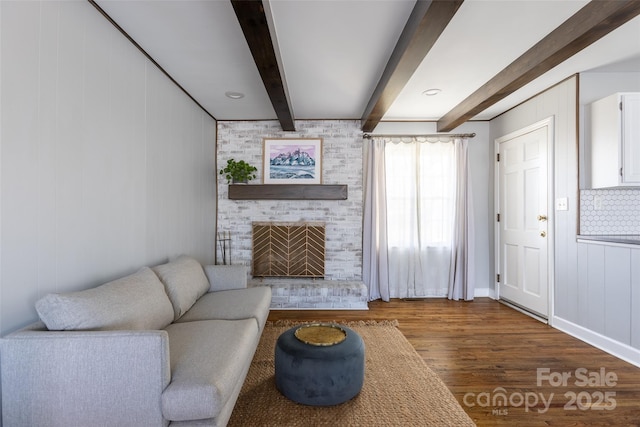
[219,158,257,184]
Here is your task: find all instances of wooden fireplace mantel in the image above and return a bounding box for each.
[228,184,348,200]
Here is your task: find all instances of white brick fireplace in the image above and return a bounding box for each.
[216,120,367,309]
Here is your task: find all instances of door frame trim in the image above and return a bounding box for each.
[494,116,555,324]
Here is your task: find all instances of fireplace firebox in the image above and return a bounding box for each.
[252,222,325,278]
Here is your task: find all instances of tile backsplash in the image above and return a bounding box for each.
[580,189,640,235]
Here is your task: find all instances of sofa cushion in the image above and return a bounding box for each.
[162,319,259,421]
[35,267,174,331]
[152,255,210,320]
[174,287,271,332]
[203,265,247,291]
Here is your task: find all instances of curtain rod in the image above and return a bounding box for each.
[362,132,476,139]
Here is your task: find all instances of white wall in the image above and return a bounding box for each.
[373,121,493,294]
[490,76,580,321]
[0,1,217,336]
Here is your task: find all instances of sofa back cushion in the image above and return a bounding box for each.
[152,255,210,320]
[35,267,174,331]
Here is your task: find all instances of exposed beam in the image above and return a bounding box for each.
[437,0,640,132]
[360,0,464,133]
[231,0,295,131]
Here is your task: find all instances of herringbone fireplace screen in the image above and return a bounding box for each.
[252,222,325,277]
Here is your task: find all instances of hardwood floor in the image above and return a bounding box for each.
[267,298,640,426]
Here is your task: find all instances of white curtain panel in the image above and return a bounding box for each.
[363,139,390,301]
[448,138,475,301]
[385,139,455,298]
[363,136,475,301]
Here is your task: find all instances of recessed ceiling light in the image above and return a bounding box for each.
[225,91,245,99]
[422,88,442,96]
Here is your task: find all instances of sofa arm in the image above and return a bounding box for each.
[203,265,248,291]
[1,324,171,426]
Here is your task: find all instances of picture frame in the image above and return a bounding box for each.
[263,138,323,184]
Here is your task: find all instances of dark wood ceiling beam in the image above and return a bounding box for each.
[361,0,464,133]
[437,0,640,132]
[231,0,295,131]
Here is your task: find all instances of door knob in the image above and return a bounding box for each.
[540,231,547,237]
[537,215,548,222]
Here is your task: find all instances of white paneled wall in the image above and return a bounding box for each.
[490,76,579,321]
[571,240,640,365]
[491,76,640,366]
[0,1,216,336]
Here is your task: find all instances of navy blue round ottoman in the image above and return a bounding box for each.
[275,324,365,406]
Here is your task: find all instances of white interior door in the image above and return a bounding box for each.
[496,119,552,319]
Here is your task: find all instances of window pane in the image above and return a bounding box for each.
[385,143,416,248]
[385,141,455,248]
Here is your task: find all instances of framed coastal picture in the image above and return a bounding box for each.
[263,138,322,184]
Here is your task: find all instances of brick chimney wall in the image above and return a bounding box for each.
[216,120,363,280]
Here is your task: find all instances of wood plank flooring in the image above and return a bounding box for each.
[267,298,640,426]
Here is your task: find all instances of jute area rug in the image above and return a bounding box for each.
[228,320,475,426]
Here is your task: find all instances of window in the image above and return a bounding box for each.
[385,141,455,249]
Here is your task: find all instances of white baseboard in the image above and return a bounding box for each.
[473,287,496,299]
[552,316,640,368]
[270,307,369,310]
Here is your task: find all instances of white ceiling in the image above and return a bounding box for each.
[96,0,640,126]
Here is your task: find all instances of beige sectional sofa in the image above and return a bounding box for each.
[0,255,271,427]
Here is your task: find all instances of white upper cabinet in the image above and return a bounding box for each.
[590,92,640,188]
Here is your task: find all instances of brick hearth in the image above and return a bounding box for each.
[248,278,368,310]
